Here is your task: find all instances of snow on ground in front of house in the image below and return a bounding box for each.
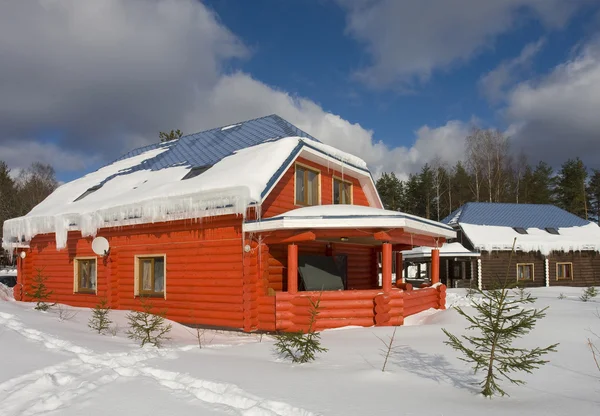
[1,287,599,416]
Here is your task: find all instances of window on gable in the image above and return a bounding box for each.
[517,263,534,281]
[513,227,528,235]
[295,164,319,206]
[556,262,573,280]
[545,227,560,235]
[182,165,211,180]
[136,256,165,297]
[74,184,102,202]
[74,258,97,294]
[333,178,352,205]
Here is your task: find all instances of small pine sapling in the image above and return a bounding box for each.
[88,298,113,334]
[558,293,566,300]
[377,326,398,372]
[126,299,172,347]
[580,287,598,302]
[273,296,328,363]
[28,268,55,311]
[442,238,558,397]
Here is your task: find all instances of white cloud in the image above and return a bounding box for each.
[336,0,588,88]
[180,72,469,178]
[505,37,600,166]
[0,0,469,180]
[0,140,98,173]
[479,38,546,103]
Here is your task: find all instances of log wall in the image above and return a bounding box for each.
[21,216,248,329]
[479,251,546,289]
[548,251,600,287]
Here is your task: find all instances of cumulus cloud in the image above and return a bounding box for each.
[0,0,468,179]
[505,37,600,167]
[183,73,470,177]
[0,140,97,173]
[336,0,588,88]
[0,0,247,157]
[479,38,546,103]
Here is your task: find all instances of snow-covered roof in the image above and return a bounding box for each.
[3,115,381,251]
[442,202,600,254]
[460,222,600,255]
[442,202,589,228]
[243,205,456,239]
[401,242,480,259]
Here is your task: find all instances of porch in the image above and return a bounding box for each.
[244,205,456,332]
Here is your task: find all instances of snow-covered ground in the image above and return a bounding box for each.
[1,287,598,415]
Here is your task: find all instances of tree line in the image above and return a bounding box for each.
[0,161,58,263]
[376,127,600,223]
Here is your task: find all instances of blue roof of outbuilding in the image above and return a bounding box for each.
[110,114,319,174]
[441,202,590,228]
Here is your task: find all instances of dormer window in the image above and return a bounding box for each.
[182,165,211,180]
[74,184,102,202]
[295,164,320,206]
[333,177,352,204]
[513,227,528,235]
[545,227,559,235]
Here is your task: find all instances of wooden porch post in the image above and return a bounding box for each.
[382,242,392,293]
[287,243,298,294]
[431,248,440,285]
[395,252,403,283]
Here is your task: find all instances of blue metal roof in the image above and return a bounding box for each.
[111,114,319,174]
[441,202,590,228]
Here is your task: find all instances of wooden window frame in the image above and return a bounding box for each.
[134,254,167,298]
[294,163,321,207]
[556,262,573,280]
[332,176,353,205]
[516,263,534,281]
[74,257,97,294]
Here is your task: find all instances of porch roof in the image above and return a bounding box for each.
[402,242,480,260]
[244,205,456,239]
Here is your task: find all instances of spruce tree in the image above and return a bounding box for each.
[555,158,589,218]
[588,169,600,225]
[88,298,113,334]
[273,296,328,363]
[29,268,55,311]
[126,299,172,347]
[443,284,558,397]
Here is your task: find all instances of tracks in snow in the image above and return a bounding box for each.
[0,312,317,416]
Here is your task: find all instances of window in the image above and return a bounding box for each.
[556,262,573,280]
[333,177,352,204]
[74,258,97,293]
[517,263,534,281]
[545,227,560,235]
[74,184,102,202]
[136,256,165,297]
[182,165,212,180]
[295,164,319,206]
[513,227,528,235]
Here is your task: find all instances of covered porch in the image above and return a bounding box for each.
[401,242,481,288]
[244,206,456,332]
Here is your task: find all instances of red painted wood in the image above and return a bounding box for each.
[382,243,392,293]
[261,156,371,218]
[287,244,298,294]
[431,248,440,284]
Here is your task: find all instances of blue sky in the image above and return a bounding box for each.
[1,0,600,182]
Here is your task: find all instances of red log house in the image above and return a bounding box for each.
[3,115,455,332]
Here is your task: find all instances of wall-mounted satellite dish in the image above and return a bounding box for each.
[91,236,110,257]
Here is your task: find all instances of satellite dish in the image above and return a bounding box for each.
[92,237,110,256]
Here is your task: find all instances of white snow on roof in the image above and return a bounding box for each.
[402,242,480,259]
[3,137,372,251]
[244,205,456,239]
[461,223,600,255]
